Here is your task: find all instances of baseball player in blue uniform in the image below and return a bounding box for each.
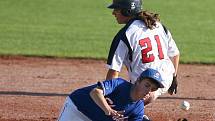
[57,68,164,121]
[106,0,180,105]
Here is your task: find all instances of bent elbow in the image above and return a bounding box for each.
[90,88,102,98]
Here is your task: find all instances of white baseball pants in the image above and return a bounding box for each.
[57,97,92,121]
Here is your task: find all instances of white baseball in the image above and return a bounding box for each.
[180,101,190,111]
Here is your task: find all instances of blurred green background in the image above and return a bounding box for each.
[0,0,214,63]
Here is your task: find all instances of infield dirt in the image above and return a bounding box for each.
[0,56,214,121]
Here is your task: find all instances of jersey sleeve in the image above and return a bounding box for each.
[128,101,144,121]
[106,40,128,72]
[166,30,180,57]
[97,78,126,96]
[106,24,134,72]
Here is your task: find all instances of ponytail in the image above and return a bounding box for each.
[137,11,160,29]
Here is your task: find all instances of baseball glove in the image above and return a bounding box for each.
[168,75,178,95]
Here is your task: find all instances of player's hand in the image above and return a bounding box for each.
[105,98,128,120]
[113,115,128,121]
[111,110,127,121]
[168,75,178,95]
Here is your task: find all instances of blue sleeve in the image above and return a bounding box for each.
[128,101,144,121]
[97,78,126,96]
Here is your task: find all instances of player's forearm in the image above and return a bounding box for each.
[172,54,180,76]
[90,88,112,115]
[106,69,119,80]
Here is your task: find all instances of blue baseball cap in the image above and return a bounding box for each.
[139,68,164,88]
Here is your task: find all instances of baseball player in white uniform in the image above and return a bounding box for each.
[106,0,180,105]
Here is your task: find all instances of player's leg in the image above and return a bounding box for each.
[57,97,92,121]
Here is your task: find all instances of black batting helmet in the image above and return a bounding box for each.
[108,0,142,16]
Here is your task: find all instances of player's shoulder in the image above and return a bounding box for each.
[127,20,144,32]
[124,20,144,40]
[103,78,130,85]
[114,78,130,84]
[155,22,169,34]
[154,22,164,29]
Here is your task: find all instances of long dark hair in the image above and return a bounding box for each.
[136,11,160,30]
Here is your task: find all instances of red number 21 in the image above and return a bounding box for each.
[139,35,164,63]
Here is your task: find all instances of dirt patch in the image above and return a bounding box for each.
[0,56,214,121]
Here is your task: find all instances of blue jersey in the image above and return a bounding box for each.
[69,78,144,121]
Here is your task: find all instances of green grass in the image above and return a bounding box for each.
[0,0,214,63]
[0,0,118,58]
[145,0,215,63]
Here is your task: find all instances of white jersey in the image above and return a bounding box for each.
[107,19,179,88]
